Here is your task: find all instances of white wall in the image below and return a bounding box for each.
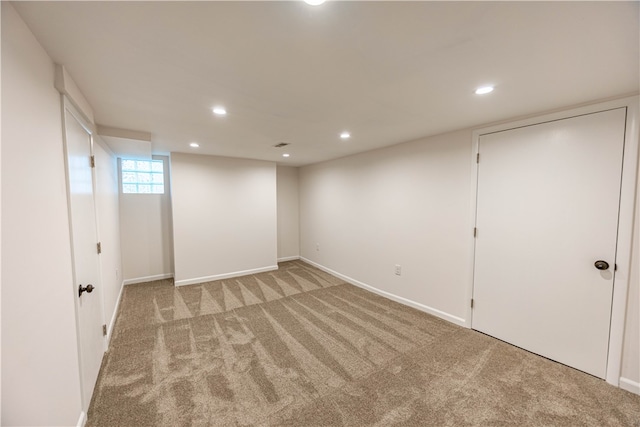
[1,2,83,425]
[299,111,640,392]
[119,155,174,284]
[299,129,473,325]
[621,156,640,391]
[277,166,300,261]
[171,153,277,285]
[94,138,123,336]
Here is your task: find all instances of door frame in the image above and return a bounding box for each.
[60,95,107,410]
[466,95,639,387]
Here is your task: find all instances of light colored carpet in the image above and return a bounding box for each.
[87,260,640,426]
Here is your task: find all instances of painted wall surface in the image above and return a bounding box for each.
[171,153,277,285]
[299,115,640,391]
[277,166,300,260]
[299,129,473,325]
[94,138,123,334]
[1,2,83,425]
[621,158,640,387]
[119,155,173,283]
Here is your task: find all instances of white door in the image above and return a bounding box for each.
[63,104,105,410]
[472,108,626,378]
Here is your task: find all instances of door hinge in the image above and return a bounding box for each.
[473,227,477,237]
[90,155,95,168]
[476,153,480,163]
[615,263,618,271]
[102,324,107,336]
[97,242,102,254]
[471,299,474,309]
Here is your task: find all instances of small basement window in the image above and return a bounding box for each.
[121,159,164,194]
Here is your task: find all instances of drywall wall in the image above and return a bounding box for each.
[1,2,83,425]
[299,107,640,392]
[299,129,473,325]
[621,158,640,391]
[94,137,123,337]
[119,155,174,284]
[171,153,277,285]
[277,166,300,261]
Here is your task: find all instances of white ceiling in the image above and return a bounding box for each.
[13,1,639,166]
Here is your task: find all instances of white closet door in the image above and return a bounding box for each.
[64,105,105,409]
[472,108,626,378]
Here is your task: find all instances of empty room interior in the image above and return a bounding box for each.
[2,1,640,426]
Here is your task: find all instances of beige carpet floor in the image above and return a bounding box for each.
[87,260,640,426]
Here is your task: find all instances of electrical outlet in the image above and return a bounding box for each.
[316,243,320,251]
[395,264,401,276]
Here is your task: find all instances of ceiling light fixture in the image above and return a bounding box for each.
[304,0,326,5]
[189,142,199,148]
[282,153,290,158]
[212,106,227,116]
[475,86,494,95]
[340,132,351,139]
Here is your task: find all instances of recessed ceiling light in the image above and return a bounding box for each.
[282,153,290,158]
[304,0,326,5]
[189,142,199,148]
[475,86,494,95]
[212,106,227,116]
[340,132,351,139]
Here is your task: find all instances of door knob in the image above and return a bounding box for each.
[594,260,610,271]
[78,284,95,298]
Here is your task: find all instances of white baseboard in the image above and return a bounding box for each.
[174,265,279,287]
[278,256,300,262]
[300,257,466,327]
[77,411,87,427]
[619,377,640,395]
[123,273,174,286]
[106,281,124,346]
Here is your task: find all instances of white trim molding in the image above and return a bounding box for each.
[619,377,640,395]
[301,257,467,327]
[606,97,639,386]
[77,411,87,427]
[277,256,300,262]
[106,281,125,346]
[174,265,279,287]
[468,95,639,387]
[55,64,95,125]
[123,273,174,286]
